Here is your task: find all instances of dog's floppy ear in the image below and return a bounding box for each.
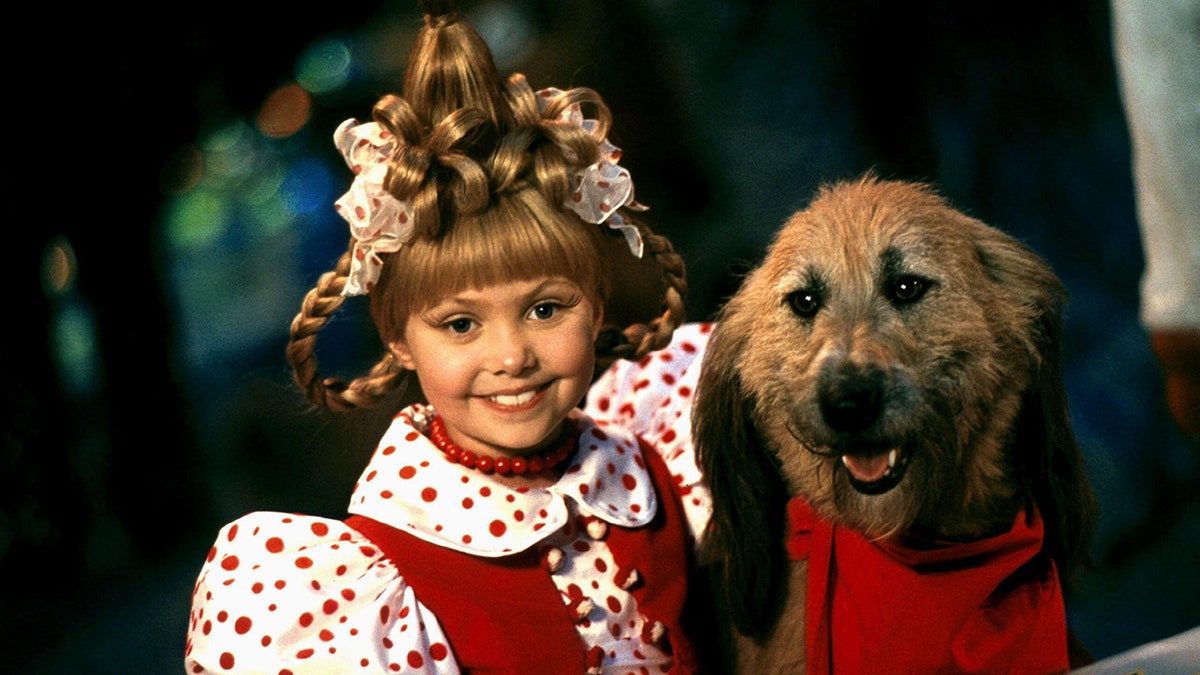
[694,302,791,639]
[1016,298,1097,589]
[972,223,1097,587]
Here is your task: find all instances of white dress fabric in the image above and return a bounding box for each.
[185,370,711,674]
[583,322,712,533]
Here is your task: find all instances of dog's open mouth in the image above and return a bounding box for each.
[840,446,910,495]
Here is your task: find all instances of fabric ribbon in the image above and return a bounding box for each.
[786,496,1069,675]
[332,118,416,296]
[536,87,645,258]
[331,87,645,297]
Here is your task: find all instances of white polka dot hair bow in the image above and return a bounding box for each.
[536,87,646,260]
[332,118,416,296]
[331,89,645,297]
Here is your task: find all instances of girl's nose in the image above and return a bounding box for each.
[491,327,535,375]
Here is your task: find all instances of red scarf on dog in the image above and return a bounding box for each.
[786,496,1069,675]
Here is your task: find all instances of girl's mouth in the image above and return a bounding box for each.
[483,383,549,411]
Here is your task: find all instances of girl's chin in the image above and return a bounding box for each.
[468,420,569,458]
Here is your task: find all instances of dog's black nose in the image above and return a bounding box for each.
[819,369,884,433]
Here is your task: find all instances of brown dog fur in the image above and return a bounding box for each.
[694,176,1096,672]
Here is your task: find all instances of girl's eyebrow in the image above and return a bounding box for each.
[441,278,580,304]
[532,278,580,293]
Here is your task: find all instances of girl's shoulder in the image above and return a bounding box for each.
[185,511,459,673]
[585,321,712,451]
[585,322,712,424]
[584,322,714,541]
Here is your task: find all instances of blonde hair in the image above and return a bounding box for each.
[287,0,686,411]
[369,186,610,346]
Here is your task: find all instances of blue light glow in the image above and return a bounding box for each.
[281,156,336,217]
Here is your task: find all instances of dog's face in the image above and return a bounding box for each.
[717,178,1061,540]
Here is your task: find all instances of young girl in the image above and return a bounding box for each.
[184,1,711,673]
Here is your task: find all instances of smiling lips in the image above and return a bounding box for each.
[483,383,548,410]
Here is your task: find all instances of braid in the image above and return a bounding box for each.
[301,0,691,406]
[635,222,689,352]
[595,218,689,371]
[286,250,407,411]
[497,72,688,370]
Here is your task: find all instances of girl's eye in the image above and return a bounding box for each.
[446,318,474,334]
[529,302,559,321]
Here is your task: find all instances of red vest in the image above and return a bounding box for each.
[788,496,1068,675]
[347,438,703,674]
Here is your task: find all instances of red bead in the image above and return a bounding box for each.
[425,415,576,477]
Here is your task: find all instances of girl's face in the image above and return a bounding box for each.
[391,276,602,459]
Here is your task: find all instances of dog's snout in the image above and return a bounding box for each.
[819,367,885,434]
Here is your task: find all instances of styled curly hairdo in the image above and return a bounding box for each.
[286,0,687,411]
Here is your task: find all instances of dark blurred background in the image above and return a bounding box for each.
[4,1,1198,672]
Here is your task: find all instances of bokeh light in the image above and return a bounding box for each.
[295,37,352,95]
[159,144,205,196]
[163,188,231,252]
[280,156,336,217]
[257,83,312,139]
[41,235,77,297]
[52,300,100,397]
[203,121,261,188]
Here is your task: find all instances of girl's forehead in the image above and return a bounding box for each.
[441,276,582,299]
[423,275,590,308]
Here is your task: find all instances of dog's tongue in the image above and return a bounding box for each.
[842,454,891,483]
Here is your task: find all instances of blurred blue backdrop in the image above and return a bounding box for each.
[4,0,1198,672]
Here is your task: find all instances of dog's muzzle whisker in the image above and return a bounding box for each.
[787,419,839,459]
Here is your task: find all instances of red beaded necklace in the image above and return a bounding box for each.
[428,415,577,476]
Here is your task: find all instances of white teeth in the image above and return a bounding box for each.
[490,390,537,406]
[887,449,898,468]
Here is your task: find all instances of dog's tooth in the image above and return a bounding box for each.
[887,449,898,468]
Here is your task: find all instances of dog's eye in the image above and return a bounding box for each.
[889,276,930,305]
[786,289,822,317]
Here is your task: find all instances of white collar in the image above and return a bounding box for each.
[347,404,658,557]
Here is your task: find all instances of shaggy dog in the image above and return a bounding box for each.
[693,176,1096,673]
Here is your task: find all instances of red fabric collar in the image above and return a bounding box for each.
[786,496,1069,675]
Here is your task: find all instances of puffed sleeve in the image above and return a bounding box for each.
[185,512,460,674]
[585,322,713,542]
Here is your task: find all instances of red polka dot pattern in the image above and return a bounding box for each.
[584,322,715,542]
[345,405,663,558]
[185,322,717,674]
[185,512,457,673]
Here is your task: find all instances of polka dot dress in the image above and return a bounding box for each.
[185,513,455,673]
[185,353,713,674]
[584,321,714,542]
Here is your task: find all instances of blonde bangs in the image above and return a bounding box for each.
[370,188,609,342]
